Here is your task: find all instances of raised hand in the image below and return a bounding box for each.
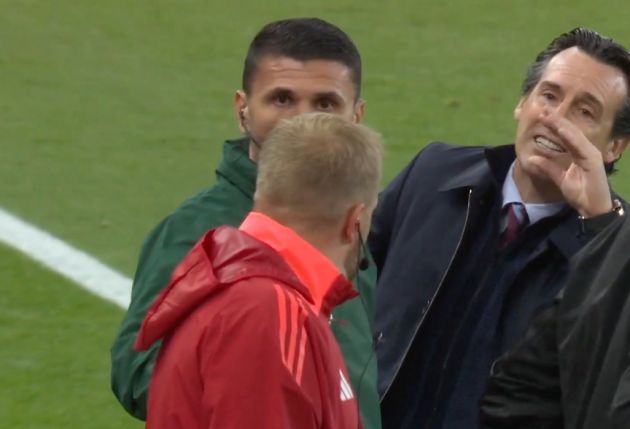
[529,110,613,218]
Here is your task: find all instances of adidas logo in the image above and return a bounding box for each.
[339,369,354,401]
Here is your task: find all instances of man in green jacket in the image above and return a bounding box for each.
[110,18,381,428]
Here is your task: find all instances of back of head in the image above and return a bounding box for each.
[242,18,362,99]
[255,113,383,228]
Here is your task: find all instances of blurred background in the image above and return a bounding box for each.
[1,0,629,427]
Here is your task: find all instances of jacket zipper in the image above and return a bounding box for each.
[380,188,474,401]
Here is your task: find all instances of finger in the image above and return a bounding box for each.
[528,155,567,188]
[538,112,601,166]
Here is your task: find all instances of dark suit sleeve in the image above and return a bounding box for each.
[368,152,421,274]
[480,303,563,429]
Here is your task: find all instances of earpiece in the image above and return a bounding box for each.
[358,255,370,271]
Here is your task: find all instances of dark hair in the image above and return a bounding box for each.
[521,28,630,172]
[242,18,362,99]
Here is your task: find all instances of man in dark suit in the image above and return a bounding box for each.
[370,27,630,429]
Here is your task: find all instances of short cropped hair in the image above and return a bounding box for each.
[255,113,382,225]
[242,18,362,99]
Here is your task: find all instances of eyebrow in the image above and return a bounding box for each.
[313,91,345,103]
[263,87,295,98]
[539,80,604,111]
[263,87,346,102]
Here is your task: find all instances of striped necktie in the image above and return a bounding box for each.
[501,203,528,246]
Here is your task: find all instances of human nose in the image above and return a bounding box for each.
[281,102,311,119]
[296,101,316,115]
[552,100,571,118]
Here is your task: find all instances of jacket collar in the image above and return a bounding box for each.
[216,138,256,199]
[240,212,358,316]
[438,144,516,192]
[437,144,585,260]
[135,223,310,350]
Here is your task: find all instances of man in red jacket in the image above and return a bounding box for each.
[135,112,383,429]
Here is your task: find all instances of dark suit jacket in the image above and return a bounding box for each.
[370,142,610,428]
[481,214,630,429]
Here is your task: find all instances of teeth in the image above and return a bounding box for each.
[534,136,565,153]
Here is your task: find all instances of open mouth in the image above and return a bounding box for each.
[534,136,566,153]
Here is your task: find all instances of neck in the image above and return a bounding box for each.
[282,222,347,276]
[512,161,564,203]
[254,204,347,275]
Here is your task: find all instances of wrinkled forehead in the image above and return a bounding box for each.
[541,47,629,105]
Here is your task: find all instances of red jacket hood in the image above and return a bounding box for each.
[135,225,356,351]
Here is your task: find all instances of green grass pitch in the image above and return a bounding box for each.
[1,1,629,427]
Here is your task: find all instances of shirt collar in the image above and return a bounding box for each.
[239,212,357,316]
[502,162,567,225]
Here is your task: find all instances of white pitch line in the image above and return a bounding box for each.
[0,207,131,309]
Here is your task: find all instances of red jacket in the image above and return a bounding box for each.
[135,212,362,429]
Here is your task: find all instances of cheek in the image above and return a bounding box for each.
[570,118,606,149]
[347,109,360,123]
[250,109,284,137]
[514,103,544,140]
[514,120,530,147]
[589,134,612,155]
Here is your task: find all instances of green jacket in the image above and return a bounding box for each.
[110,138,382,428]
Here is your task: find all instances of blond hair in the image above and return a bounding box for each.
[255,113,383,225]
